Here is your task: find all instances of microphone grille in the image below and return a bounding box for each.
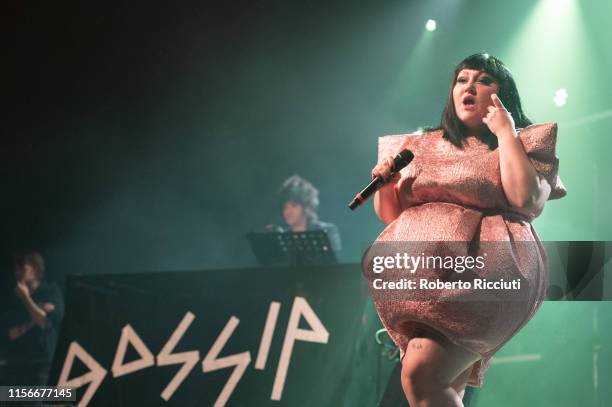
[393,149,414,171]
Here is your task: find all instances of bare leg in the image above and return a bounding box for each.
[400,330,480,407]
[450,367,472,400]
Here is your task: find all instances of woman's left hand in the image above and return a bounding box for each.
[483,93,515,138]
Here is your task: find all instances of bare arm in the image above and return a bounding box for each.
[8,321,35,340]
[372,156,402,224]
[15,282,48,329]
[484,94,551,216]
[497,129,551,214]
[21,295,48,329]
[373,184,402,224]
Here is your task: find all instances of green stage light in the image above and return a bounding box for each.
[554,88,568,107]
[425,19,437,32]
[502,0,592,118]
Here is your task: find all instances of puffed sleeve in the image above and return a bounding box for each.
[518,123,567,200]
[377,134,412,167]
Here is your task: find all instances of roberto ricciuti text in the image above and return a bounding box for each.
[372,278,522,291]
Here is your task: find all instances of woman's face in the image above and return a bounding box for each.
[453,69,500,131]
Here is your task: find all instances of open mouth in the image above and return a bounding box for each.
[462,95,476,106]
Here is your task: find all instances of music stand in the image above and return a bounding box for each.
[247,230,338,267]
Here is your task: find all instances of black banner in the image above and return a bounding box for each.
[48,264,395,407]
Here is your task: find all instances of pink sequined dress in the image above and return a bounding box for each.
[372,123,566,387]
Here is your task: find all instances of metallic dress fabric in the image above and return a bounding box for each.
[372,123,566,387]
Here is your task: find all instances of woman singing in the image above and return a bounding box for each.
[369,53,566,406]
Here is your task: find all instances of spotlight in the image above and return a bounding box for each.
[425,19,437,32]
[553,88,568,107]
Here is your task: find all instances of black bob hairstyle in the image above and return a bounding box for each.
[438,53,532,149]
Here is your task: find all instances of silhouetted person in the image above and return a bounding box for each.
[3,252,64,386]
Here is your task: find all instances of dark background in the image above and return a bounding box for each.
[4,0,611,281]
[4,2,612,405]
[4,0,444,281]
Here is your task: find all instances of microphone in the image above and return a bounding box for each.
[348,149,414,210]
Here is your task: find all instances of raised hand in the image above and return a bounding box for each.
[483,93,515,137]
[15,281,30,301]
